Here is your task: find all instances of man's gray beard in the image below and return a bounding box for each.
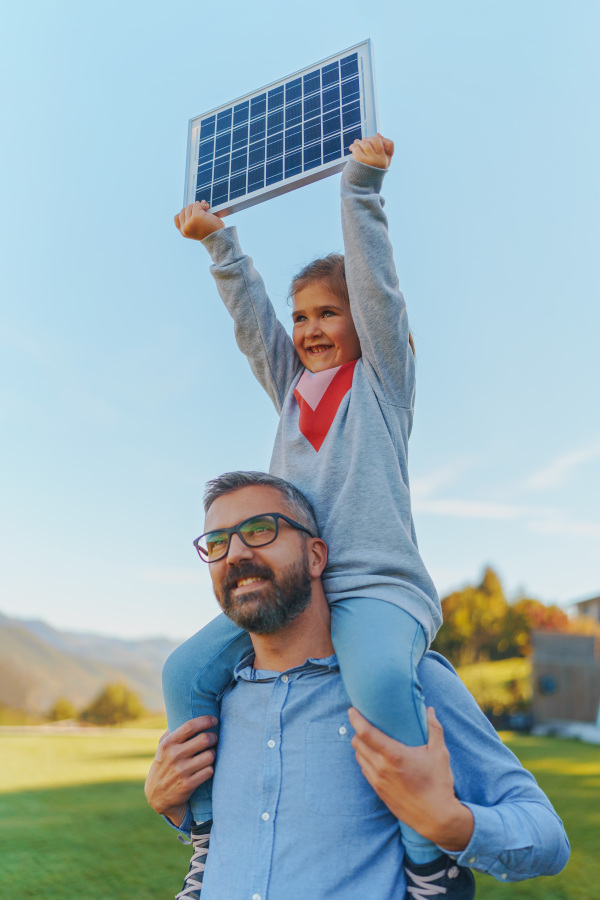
[216,550,312,635]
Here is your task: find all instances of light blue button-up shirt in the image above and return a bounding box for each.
[175,651,569,899]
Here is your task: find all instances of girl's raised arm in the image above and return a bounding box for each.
[340,136,415,410]
[202,224,301,411]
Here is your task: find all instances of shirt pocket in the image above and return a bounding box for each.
[304,720,381,816]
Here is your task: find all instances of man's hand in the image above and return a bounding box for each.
[349,133,394,169]
[174,200,226,241]
[349,706,474,852]
[144,715,218,827]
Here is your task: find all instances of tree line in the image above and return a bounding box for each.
[46,570,597,725]
[432,567,599,667]
[48,681,146,726]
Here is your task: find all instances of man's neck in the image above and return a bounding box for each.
[251,588,334,672]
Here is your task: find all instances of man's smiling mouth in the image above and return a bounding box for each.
[236,576,264,589]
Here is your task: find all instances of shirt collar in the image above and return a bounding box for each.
[233,652,339,683]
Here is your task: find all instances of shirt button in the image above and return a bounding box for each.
[468,857,476,864]
[501,873,507,880]
[261,812,270,821]
[281,674,289,682]
[267,739,276,748]
[338,726,347,735]
[252,894,261,900]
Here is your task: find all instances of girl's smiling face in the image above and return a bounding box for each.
[292,282,362,373]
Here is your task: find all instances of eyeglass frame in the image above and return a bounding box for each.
[193,512,315,563]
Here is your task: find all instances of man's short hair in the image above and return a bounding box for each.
[203,471,319,537]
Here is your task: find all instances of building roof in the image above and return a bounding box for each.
[571,595,600,610]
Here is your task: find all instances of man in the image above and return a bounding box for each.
[146,471,569,900]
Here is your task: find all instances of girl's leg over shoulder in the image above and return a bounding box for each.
[162,612,252,821]
[330,597,428,745]
[331,597,442,866]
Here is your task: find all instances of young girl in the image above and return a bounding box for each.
[167,135,472,900]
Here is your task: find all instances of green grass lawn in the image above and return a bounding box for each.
[0,729,597,898]
[475,733,599,899]
[0,730,190,899]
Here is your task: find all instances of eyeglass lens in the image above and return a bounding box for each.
[202,515,278,560]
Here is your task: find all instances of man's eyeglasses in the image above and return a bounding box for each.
[193,513,315,563]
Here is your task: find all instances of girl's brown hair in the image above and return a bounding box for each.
[290,253,349,307]
[290,253,415,355]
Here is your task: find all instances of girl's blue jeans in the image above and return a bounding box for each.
[162,597,438,864]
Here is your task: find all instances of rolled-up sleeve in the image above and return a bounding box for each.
[162,804,194,837]
[451,798,569,881]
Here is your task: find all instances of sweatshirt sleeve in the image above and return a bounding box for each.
[202,226,302,413]
[340,158,415,410]
[421,653,570,882]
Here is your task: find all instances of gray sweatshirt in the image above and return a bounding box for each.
[202,158,441,644]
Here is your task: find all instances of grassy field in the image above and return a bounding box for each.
[0,729,598,899]
[0,729,189,899]
[474,733,599,899]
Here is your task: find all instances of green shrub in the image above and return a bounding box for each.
[79,682,146,726]
[456,657,531,723]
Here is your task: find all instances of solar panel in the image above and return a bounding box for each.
[183,40,378,215]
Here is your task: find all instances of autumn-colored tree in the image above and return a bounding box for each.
[433,567,509,666]
[432,568,593,666]
[79,682,145,726]
[498,598,571,657]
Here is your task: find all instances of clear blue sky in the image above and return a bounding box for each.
[1,1,599,640]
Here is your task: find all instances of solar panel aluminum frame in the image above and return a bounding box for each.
[183,40,378,216]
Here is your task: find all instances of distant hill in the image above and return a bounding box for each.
[0,611,181,715]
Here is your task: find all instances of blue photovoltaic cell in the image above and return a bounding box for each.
[267,135,284,159]
[323,110,341,135]
[216,109,232,132]
[251,94,267,117]
[304,120,321,143]
[266,158,283,184]
[285,78,302,102]
[340,55,359,78]
[194,52,363,206]
[321,62,339,87]
[267,111,283,134]
[215,132,231,155]
[268,86,284,108]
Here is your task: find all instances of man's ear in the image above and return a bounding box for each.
[308,537,328,578]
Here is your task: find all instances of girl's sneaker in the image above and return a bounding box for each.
[404,854,475,899]
[176,820,213,899]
